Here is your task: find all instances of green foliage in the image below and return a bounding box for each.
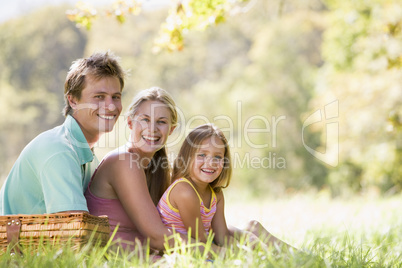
[323,0,402,71]
[67,0,250,52]
[154,0,238,52]
[66,0,142,30]
[316,0,402,194]
[0,6,87,178]
[2,0,402,195]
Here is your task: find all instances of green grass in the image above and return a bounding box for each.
[1,194,401,267]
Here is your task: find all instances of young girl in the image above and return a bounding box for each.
[157,124,293,249]
[157,124,233,246]
[85,87,180,251]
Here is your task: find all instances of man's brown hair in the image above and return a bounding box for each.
[63,51,125,116]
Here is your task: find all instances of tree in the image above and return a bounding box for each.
[313,0,402,194]
[0,6,87,180]
[3,0,400,196]
[66,0,251,51]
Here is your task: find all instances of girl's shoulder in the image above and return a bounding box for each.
[213,189,224,203]
[170,178,195,192]
[169,178,200,201]
[167,179,202,211]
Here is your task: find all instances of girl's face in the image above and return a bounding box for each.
[128,100,175,157]
[190,136,225,187]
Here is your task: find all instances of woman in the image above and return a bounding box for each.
[85,87,178,251]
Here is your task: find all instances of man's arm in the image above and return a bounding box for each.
[40,152,89,213]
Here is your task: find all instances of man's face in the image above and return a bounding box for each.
[68,75,122,144]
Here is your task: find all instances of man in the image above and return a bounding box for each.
[0,51,125,215]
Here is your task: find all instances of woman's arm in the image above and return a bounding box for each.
[107,154,173,250]
[210,191,232,246]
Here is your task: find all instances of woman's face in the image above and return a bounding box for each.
[128,100,175,157]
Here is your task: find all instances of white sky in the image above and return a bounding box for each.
[0,0,169,23]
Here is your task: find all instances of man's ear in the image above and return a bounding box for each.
[67,95,77,109]
[169,125,177,135]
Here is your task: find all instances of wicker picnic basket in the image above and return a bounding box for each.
[0,212,110,253]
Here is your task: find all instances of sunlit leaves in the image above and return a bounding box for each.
[66,0,142,30]
[66,0,250,51]
[322,0,402,72]
[66,1,98,30]
[154,0,250,52]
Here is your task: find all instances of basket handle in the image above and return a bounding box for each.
[7,218,21,250]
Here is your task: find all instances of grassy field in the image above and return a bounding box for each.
[1,193,401,267]
[225,192,402,267]
[225,192,401,246]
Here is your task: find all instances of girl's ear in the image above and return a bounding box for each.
[169,125,176,135]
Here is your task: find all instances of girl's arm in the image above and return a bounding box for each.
[106,154,173,250]
[169,182,209,242]
[210,191,232,246]
[169,182,226,256]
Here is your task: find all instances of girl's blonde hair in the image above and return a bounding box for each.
[126,87,178,205]
[172,124,232,193]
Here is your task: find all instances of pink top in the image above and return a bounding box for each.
[157,178,217,235]
[85,184,145,249]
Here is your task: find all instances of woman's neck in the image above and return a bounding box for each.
[125,143,155,167]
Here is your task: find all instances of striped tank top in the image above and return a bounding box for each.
[157,178,217,235]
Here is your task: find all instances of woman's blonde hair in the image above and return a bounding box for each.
[126,87,178,205]
[172,124,232,193]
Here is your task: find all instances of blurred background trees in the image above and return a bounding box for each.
[316,0,402,195]
[0,0,400,198]
[0,5,87,177]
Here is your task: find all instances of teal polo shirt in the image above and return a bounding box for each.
[0,115,99,215]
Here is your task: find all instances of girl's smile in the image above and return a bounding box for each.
[200,168,216,174]
[190,136,225,187]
